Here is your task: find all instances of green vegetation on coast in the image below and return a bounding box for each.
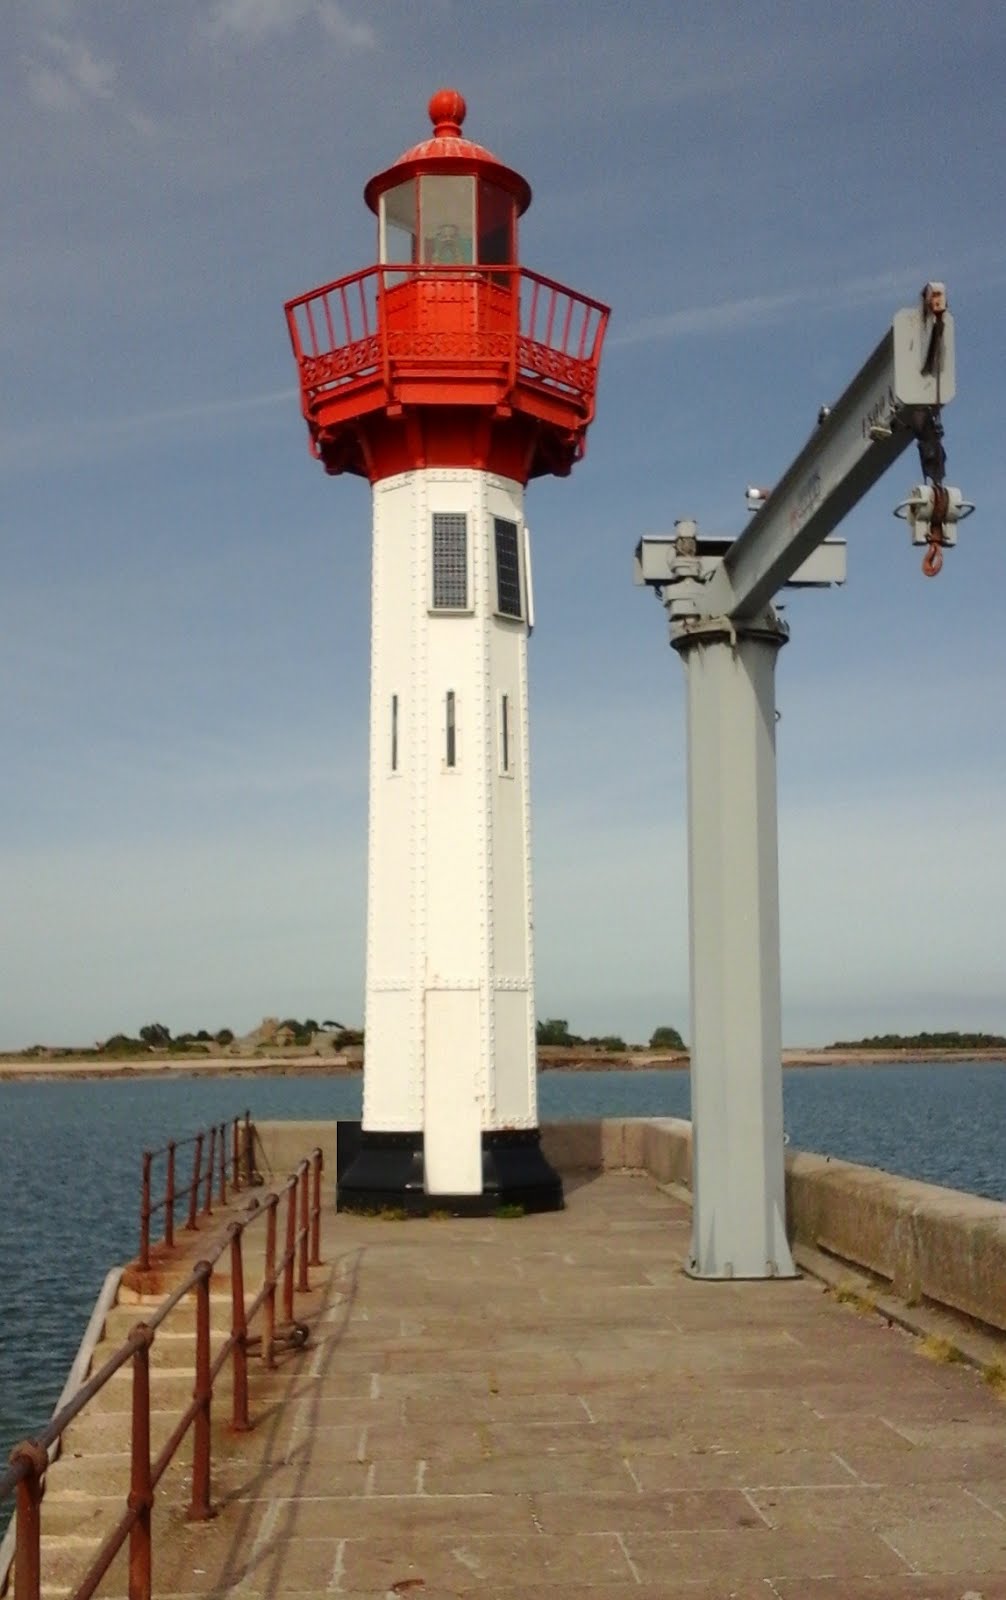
[4,1016,687,1069]
[8,1018,1006,1074]
[536,1020,686,1052]
[10,1018,365,1062]
[828,1031,1006,1052]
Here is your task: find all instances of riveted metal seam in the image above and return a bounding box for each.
[517,500,538,1129]
[362,480,383,1130]
[412,468,429,1133]
[475,470,494,1127]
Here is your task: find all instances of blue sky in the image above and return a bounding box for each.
[3,0,1005,1049]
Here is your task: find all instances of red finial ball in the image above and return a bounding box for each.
[428,87,466,138]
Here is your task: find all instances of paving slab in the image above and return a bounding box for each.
[41,1169,1006,1596]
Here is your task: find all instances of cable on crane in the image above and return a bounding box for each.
[912,284,949,577]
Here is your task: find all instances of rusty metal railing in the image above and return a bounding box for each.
[1,1147,324,1600]
[139,1111,257,1272]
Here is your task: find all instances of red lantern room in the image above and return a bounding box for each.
[284,90,609,484]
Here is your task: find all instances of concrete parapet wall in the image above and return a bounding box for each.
[252,1120,340,1183]
[540,1117,692,1187]
[543,1117,1006,1337]
[784,1149,1006,1332]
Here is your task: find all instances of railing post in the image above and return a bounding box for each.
[231,1117,240,1190]
[139,1152,152,1272]
[508,266,519,391]
[164,1142,176,1252]
[218,1123,227,1208]
[297,1164,310,1293]
[203,1127,216,1217]
[127,1328,154,1600]
[243,1111,254,1187]
[9,1439,47,1600]
[310,1149,323,1267]
[229,1225,251,1432]
[283,1183,296,1326]
[379,268,392,393]
[187,1265,214,1521]
[187,1134,203,1230]
[263,1196,278,1370]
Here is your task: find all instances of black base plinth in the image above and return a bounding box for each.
[336,1125,563,1215]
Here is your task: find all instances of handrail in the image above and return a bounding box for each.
[139,1111,255,1271]
[285,260,609,321]
[1,1145,324,1600]
[285,262,609,402]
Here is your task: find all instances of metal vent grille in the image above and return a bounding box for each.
[494,518,522,618]
[432,513,468,609]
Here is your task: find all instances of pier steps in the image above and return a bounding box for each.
[102,1294,238,1342]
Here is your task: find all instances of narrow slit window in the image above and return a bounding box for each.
[390,694,399,772]
[445,690,456,768]
[494,518,522,618]
[432,513,468,609]
[500,693,510,774]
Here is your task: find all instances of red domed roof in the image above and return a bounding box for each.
[364,89,531,216]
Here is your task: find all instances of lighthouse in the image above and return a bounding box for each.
[285,90,608,1213]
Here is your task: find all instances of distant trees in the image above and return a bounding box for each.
[333,1028,364,1048]
[135,1023,235,1051]
[279,1018,319,1046]
[117,1015,690,1059]
[273,1019,363,1049]
[829,1030,1006,1051]
[649,1025,686,1051]
[535,1020,668,1053]
[94,1018,364,1056]
[103,1033,146,1055]
[536,1018,576,1046]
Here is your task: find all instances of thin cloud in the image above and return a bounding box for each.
[43,30,116,99]
[97,386,300,431]
[0,388,298,475]
[25,30,156,136]
[25,62,81,113]
[611,247,1006,352]
[206,0,375,47]
[613,268,928,347]
[318,1,375,49]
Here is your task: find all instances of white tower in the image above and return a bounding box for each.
[285,89,608,1211]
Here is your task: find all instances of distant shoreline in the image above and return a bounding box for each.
[2,1047,1006,1083]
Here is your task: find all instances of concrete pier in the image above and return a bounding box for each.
[24,1123,1006,1597]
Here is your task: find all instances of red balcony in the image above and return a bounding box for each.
[284,264,609,482]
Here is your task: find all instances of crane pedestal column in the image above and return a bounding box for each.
[672,611,797,1279]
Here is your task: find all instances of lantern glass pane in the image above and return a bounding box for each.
[382,181,417,267]
[478,182,513,266]
[420,176,475,265]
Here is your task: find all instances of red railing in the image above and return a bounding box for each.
[139,1112,257,1273]
[1,1148,324,1600]
[285,262,609,419]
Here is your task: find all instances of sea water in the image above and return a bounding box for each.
[1,1063,1004,1458]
